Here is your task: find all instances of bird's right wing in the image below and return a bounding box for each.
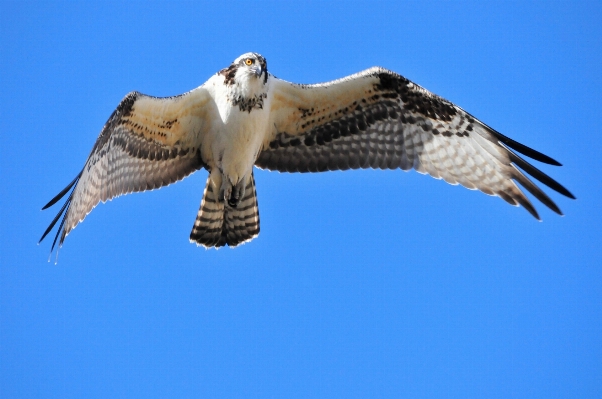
[40,87,217,251]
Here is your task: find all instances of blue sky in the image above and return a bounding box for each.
[1,1,601,398]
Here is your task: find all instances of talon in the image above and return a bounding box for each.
[219,175,248,208]
[220,185,231,204]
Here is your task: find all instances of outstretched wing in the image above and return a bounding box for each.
[257,68,574,217]
[40,87,216,251]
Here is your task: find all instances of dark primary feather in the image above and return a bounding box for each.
[41,173,80,211]
[486,126,562,166]
[39,172,81,244]
[506,150,575,199]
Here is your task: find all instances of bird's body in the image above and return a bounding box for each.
[40,52,574,254]
[201,72,268,203]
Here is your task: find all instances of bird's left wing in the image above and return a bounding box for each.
[40,87,216,252]
[257,68,574,218]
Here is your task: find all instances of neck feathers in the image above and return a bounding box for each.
[219,64,239,86]
[219,66,268,113]
[231,92,267,113]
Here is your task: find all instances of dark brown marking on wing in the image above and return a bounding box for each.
[267,98,406,153]
[374,73,457,121]
[159,119,178,129]
[90,91,139,154]
[219,64,239,86]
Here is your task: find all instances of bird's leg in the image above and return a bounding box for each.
[209,169,227,203]
[217,178,229,204]
[218,174,247,208]
[229,178,247,208]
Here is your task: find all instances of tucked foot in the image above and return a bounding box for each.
[219,177,247,208]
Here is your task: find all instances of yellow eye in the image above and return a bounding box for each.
[245,58,253,66]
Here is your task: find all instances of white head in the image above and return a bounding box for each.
[218,53,269,112]
[220,52,268,86]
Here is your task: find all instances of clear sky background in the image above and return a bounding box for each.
[1,1,601,398]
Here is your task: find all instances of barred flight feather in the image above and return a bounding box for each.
[257,67,575,221]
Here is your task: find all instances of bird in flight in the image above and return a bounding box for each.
[40,52,574,255]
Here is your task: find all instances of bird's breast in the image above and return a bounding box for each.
[223,105,269,146]
[209,102,271,176]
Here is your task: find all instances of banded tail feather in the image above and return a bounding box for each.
[189,173,260,248]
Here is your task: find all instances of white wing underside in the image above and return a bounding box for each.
[257,68,572,218]
[41,87,216,249]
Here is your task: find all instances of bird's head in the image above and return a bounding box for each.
[220,52,268,86]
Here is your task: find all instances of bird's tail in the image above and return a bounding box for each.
[189,173,260,248]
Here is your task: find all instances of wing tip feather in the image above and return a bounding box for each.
[503,146,575,201]
[41,172,82,210]
[479,122,563,166]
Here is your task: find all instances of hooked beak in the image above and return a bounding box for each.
[252,65,263,78]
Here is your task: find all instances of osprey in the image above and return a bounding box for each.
[40,52,575,253]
